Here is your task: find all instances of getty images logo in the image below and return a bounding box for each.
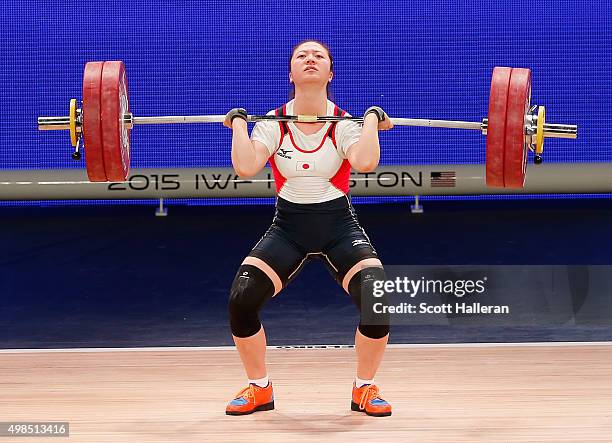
[372,276,489,298]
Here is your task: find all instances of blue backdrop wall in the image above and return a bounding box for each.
[1,0,610,205]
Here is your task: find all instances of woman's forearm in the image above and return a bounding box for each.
[348,114,381,172]
[230,120,258,177]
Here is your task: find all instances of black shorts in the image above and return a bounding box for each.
[249,195,379,286]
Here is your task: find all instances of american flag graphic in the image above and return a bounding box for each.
[430,171,456,187]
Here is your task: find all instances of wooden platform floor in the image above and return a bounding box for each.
[1,343,611,442]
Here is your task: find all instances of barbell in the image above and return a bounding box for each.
[37,61,577,188]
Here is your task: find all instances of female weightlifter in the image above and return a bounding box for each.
[223,40,393,417]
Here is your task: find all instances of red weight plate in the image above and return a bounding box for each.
[504,68,531,188]
[82,62,106,182]
[485,67,512,187]
[101,61,131,182]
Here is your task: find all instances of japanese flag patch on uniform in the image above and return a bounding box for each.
[296,161,315,171]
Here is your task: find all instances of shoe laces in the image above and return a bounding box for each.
[358,384,382,410]
[235,385,255,402]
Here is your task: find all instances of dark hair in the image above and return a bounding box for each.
[289,40,334,100]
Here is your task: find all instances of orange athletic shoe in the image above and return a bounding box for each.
[225,383,275,416]
[351,383,392,417]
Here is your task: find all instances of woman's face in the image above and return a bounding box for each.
[289,42,333,89]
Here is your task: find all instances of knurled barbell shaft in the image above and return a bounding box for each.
[37,113,579,139]
[129,115,486,130]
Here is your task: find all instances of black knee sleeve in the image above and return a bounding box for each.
[348,266,390,339]
[228,264,275,338]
